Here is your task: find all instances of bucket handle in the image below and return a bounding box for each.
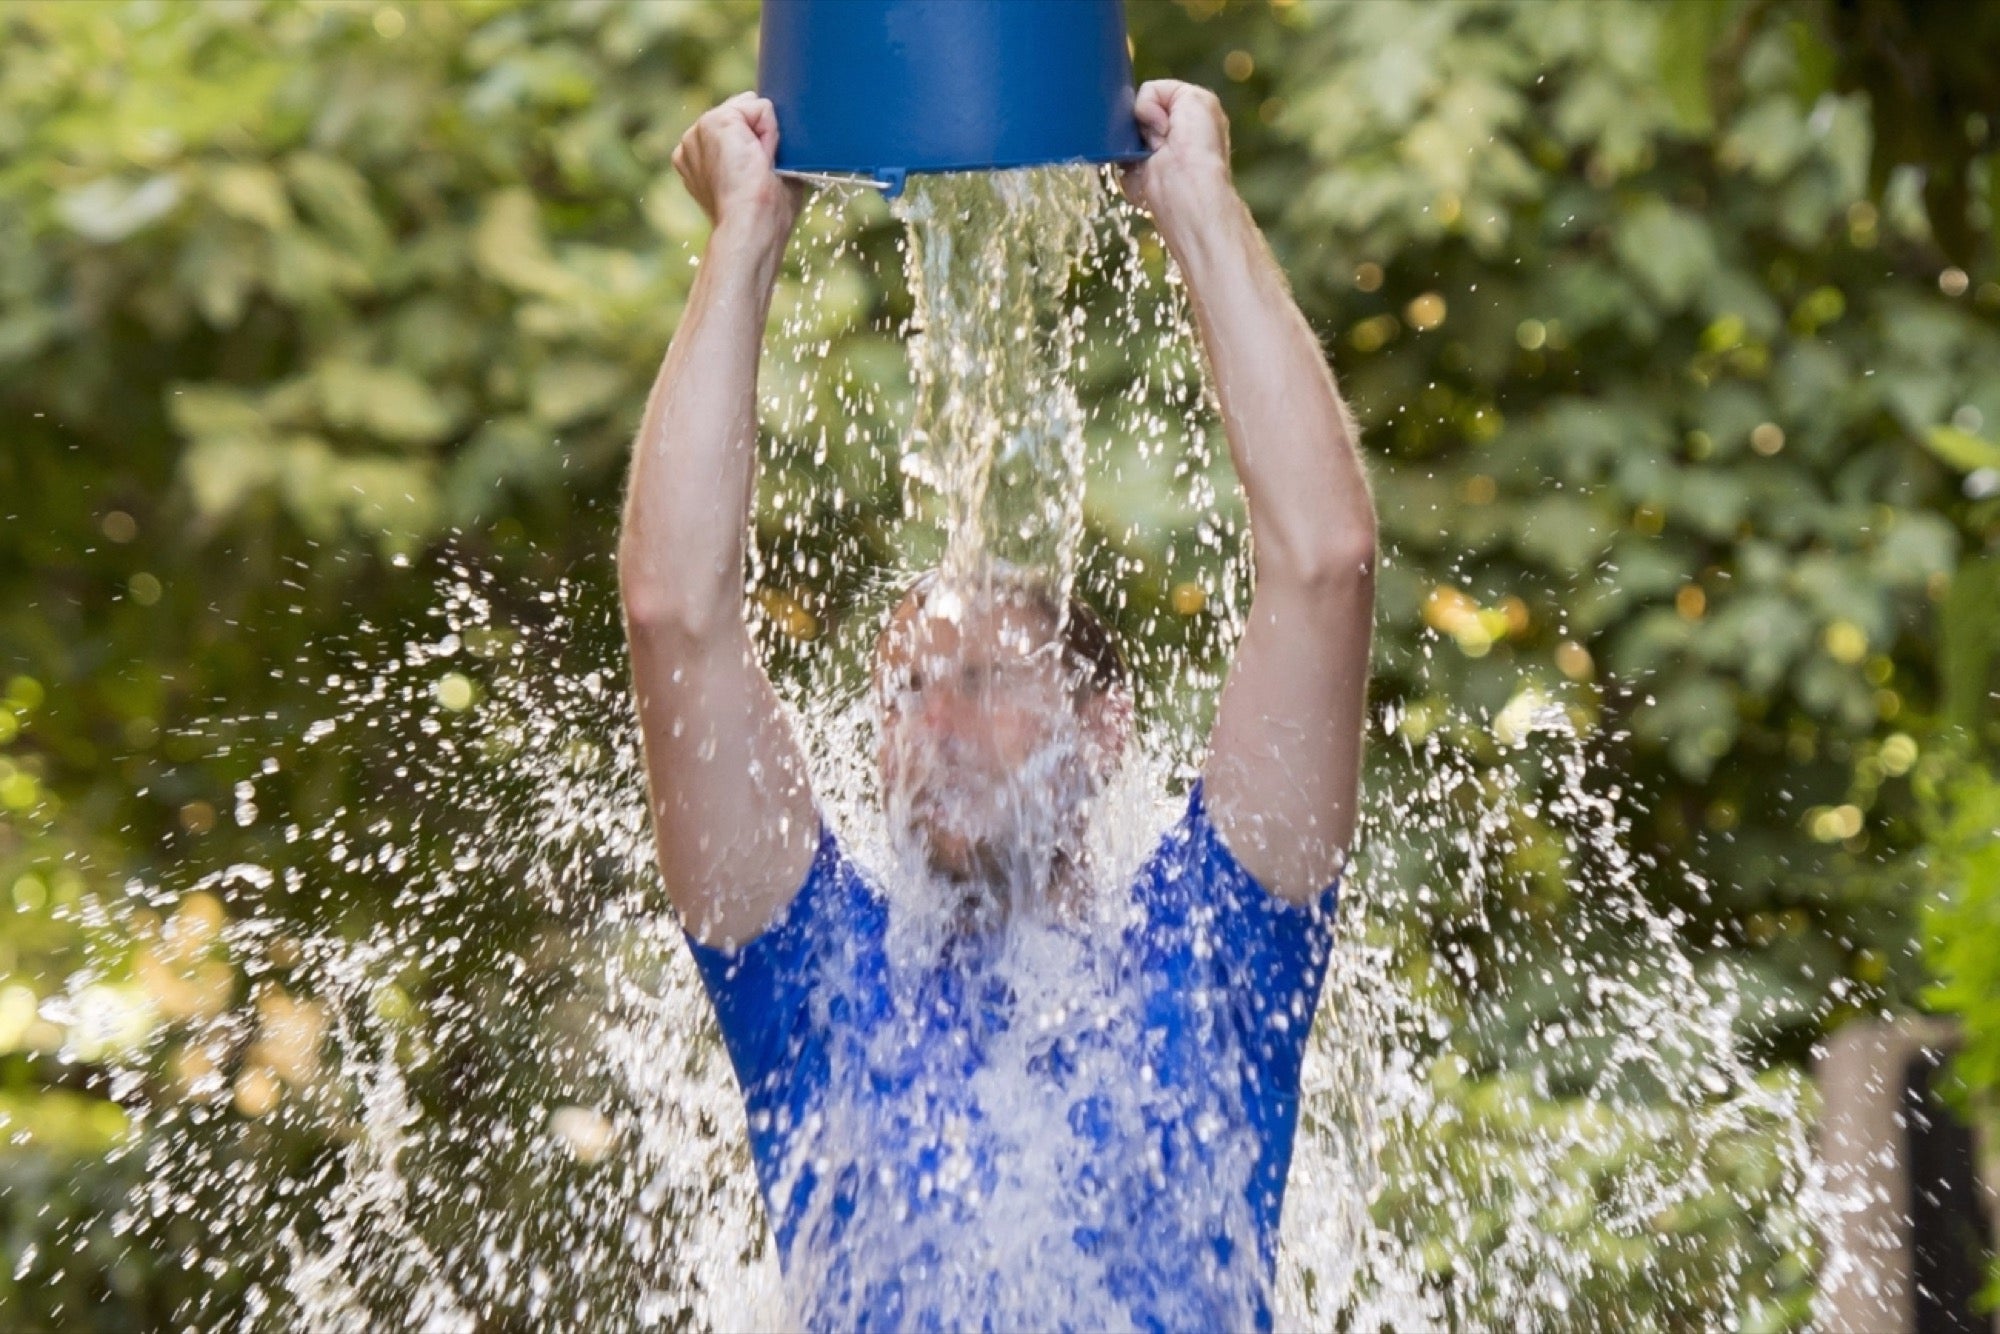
[776,166,910,199]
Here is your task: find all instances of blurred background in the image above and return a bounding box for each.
[2,0,1998,1328]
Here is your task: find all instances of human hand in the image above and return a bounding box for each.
[672,92,804,251]
[1118,80,1234,240]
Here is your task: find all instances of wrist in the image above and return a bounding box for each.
[1150,158,1236,233]
[708,214,791,284]
[1154,177,1253,273]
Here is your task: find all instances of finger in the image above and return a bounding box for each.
[711,91,760,138]
[1116,163,1145,209]
[701,93,756,136]
[744,96,781,156]
[1133,81,1171,126]
[1132,86,1172,149]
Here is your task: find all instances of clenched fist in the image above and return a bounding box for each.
[672,92,804,251]
[1118,80,1235,245]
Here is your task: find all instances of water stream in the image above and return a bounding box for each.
[74,166,1837,1330]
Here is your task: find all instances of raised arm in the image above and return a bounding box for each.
[1122,81,1378,903]
[620,94,818,945]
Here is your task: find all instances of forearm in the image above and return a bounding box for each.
[1163,189,1376,583]
[619,223,787,633]
[618,218,817,942]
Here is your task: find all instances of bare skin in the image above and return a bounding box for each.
[621,82,1376,948]
[1122,80,1378,901]
[619,93,818,947]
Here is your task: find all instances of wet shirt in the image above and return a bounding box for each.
[687,782,1339,1333]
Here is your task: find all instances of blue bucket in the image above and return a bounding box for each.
[759,0,1148,198]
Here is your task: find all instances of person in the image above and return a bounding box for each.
[620,80,1377,1332]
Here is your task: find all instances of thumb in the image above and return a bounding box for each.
[1117,160,1147,210]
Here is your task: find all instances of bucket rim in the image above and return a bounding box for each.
[776,148,1152,198]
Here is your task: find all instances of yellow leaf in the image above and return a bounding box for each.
[529,359,628,427]
[167,384,268,442]
[473,189,577,300]
[1923,424,2000,473]
[209,164,293,231]
[181,437,281,522]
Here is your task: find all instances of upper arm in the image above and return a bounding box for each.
[1201,552,1375,904]
[1156,183,1376,905]
[626,615,821,946]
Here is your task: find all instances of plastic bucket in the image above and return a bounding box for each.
[759,0,1147,197]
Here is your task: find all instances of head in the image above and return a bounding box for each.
[872,567,1132,915]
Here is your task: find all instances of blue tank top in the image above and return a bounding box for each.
[687,782,1339,1332]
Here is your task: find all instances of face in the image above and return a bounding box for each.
[874,584,1128,907]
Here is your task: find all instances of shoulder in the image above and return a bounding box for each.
[683,818,886,1087]
[685,817,882,978]
[1127,780,1340,959]
[1126,783,1340,1045]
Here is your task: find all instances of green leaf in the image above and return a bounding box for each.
[529,359,628,428]
[1873,512,1959,587]
[181,436,281,523]
[1514,495,1616,572]
[1656,0,1731,134]
[1722,97,1810,181]
[1941,556,2000,732]
[1613,199,1719,309]
[1703,593,1809,692]
[175,227,260,327]
[286,153,391,263]
[1639,672,1738,779]
[314,361,457,446]
[443,416,562,526]
[330,454,438,557]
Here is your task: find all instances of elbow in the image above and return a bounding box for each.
[1321,527,1379,587]
[1265,524,1377,596]
[622,587,738,645]
[618,550,739,643]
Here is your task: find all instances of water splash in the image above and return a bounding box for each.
[61,166,1841,1331]
[1286,699,1832,1328]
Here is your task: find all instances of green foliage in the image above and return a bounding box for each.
[1245,0,1995,1018]
[1941,554,2000,732]
[2,0,1998,1326]
[1916,753,2000,1301]
[1821,0,2000,265]
[1921,761,2000,1129]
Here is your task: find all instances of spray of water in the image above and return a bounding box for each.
[63,166,1841,1331]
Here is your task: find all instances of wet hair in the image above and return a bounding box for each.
[881,566,1128,697]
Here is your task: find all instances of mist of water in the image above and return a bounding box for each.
[58,166,1845,1331]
